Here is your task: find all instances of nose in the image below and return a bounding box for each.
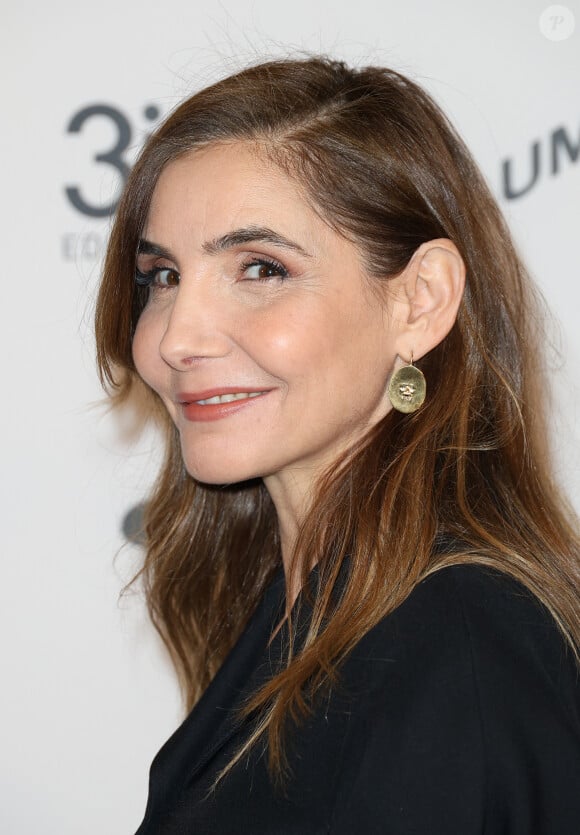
[159,277,232,370]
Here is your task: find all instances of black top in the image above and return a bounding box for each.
[135,564,580,834]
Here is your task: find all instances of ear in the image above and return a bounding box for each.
[393,238,466,362]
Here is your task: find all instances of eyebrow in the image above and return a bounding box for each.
[137,239,174,259]
[137,226,312,261]
[202,226,312,258]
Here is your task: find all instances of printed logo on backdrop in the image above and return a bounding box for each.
[122,502,147,546]
[502,121,580,200]
[61,102,165,542]
[503,5,577,200]
[62,102,163,262]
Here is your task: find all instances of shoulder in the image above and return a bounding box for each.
[360,562,574,666]
[388,560,561,632]
[350,563,579,719]
[330,564,580,834]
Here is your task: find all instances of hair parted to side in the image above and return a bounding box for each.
[96,56,580,780]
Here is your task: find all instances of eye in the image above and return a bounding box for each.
[135,266,180,288]
[241,257,288,282]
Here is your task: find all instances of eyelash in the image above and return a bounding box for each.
[240,257,289,281]
[135,266,178,288]
[134,257,289,287]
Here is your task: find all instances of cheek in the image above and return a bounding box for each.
[257,302,338,367]
[266,302,364,376]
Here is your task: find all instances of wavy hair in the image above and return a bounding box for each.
[95,56,580,778]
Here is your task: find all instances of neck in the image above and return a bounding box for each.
[263,468,313,609]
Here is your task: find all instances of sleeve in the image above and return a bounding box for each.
[328,566,580,835]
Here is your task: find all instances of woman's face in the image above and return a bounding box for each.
[133,142,402,498]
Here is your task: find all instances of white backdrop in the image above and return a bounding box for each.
[2,1,579,832]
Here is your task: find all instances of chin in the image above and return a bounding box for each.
[181,450,262,488]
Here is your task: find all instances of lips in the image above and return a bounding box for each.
[176,387,273,422]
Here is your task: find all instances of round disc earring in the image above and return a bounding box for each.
[388,356,426,413]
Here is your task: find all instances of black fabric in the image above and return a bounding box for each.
[135,564,580,833]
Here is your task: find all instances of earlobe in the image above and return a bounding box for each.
[397,238,466,360]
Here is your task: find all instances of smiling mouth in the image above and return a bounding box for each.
[195,391,268,405]
[176,389,272,422]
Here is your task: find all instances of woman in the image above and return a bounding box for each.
[96,57,580,833]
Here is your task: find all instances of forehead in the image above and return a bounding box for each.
[145,142,323,243]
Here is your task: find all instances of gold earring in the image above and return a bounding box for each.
[388,355,426,413]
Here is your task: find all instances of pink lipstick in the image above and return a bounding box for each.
[176,387,272,422]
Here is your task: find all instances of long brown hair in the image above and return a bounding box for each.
[95,56,580,776]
